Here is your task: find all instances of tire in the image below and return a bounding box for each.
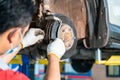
[71,59,94,73]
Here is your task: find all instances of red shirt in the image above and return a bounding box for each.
[0,69,30,80]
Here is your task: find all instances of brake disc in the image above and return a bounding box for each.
[42,14,77,59]
[58,23,74,51]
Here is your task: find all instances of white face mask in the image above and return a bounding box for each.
[5,44,21,54]
[5,31,23,54]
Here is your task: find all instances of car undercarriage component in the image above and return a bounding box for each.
[83,0,109,48]
[20,13,77,60]
[39,13,77,59]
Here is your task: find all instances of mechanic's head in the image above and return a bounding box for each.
[0,0,35,54]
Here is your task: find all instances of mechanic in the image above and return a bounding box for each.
[0,0,65,80]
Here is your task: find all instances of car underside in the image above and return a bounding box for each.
[19,0,120,73]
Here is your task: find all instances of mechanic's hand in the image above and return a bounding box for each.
[47,38,65,59]
[22,28,44,48]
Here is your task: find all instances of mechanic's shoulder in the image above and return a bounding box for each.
[0,69,30,80]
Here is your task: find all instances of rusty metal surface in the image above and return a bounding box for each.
[49,0,87,39]
[58,23,74,50]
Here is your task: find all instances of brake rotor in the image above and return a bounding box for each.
[58,23,75,51]
[51,14,77,59]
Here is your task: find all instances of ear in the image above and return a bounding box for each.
[7,28,21,44]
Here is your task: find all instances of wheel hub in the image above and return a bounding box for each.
[58,23,74,50]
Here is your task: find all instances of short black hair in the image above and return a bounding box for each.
[0,0,35,34]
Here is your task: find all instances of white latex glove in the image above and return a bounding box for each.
[22,28,44,48]
[47,38,65,59]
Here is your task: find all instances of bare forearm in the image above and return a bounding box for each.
[44,55,60,80]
